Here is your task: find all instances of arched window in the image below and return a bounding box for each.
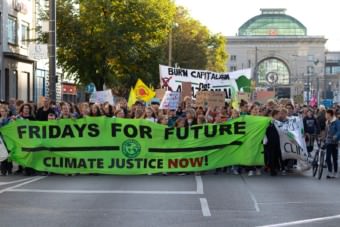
[257,58,290,85]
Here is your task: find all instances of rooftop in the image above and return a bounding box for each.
[239,9,307,36]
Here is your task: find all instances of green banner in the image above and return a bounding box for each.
[0,116,270,175]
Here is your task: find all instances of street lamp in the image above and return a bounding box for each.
[48,0,57,101]
[168,23,178,67]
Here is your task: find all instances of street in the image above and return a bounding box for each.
[0,171,340,227]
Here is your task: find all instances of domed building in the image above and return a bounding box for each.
[227,8,327,101]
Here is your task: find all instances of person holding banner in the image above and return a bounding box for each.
[325,109,340,179]
[0,105,12,176]
[264,109,282,176]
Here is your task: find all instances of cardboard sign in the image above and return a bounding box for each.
[155,89,166,100]
[207,91,225,108]
[160,91,180,110]
[181,82,192,101]
[196,91,225,108]
[255,91,275,104]
[195,91,210,108]
[237,92,250,103]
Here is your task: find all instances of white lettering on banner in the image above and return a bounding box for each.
[160,91,180,110]
[89,90,114,105]
[159,65,251,99]
[274,117,308,162]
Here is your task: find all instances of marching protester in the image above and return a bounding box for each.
[264,109,282,176]
[325,109,340,179]
[0,105,13,176]
[303,109,320,154]
[0,94,339,179]
[36,97,55,121]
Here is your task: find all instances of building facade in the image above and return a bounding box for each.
[0,0,35,102]
[325,51,340,103]
[227,9,328,102]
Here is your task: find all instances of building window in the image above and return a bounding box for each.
[21,22,29,47]
[248,60,251,68]
[257,58,290,85]
[307,66,314,75]
[333,66,340,74]
[307,55,314,62]
[7,16,17,44]
[230,55,237,61]
[230,66,237,72]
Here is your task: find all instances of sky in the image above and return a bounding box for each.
[175,0,340,51]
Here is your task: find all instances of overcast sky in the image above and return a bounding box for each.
[175,0,340,51]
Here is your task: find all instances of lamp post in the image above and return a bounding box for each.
[168,23,178,67]
[48,0,57,101]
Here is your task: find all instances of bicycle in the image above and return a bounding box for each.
[312,136,326,180]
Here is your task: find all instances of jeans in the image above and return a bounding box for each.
[326,144,339,173]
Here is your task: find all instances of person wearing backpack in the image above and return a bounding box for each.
[325,109,340,179]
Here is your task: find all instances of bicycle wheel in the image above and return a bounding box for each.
[317,151,325,180]
[312,150,319,177]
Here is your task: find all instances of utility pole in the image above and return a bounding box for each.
[168,31,172,67]
[48,0,57,101]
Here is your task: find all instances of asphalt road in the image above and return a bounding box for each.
[0,171,340,227]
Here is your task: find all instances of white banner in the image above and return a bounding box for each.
[274,117,308,162]
[159,65,251,99]
[89,90,114,105]
[0,136,9,162]
[160,91,180,110]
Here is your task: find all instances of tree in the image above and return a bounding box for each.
[55,0,176,93]
[165,7,228,72]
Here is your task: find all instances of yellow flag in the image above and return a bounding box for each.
[134,79,155,102]
[128,87,137,108]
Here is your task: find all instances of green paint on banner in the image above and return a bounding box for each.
[0,116,270,175]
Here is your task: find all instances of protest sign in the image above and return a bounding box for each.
[159,65,251,99]
[255,91,275,104]
[89,90,114,105]
[196,91,225,108]
[238,92,250,103]
[181,82,192,101]
[160,91,180,110]
[207,91,225,108]
[293,95,304,105]
[155,89,166,100]
[274,117,308,162]
[195,91,209,108]
[0,116,270,174]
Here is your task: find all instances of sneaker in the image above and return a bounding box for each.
[248,170,255,176]
[256,169,262,176]
[281,170,287,176]
[333,172,338,178]
[232,169,239,175]
[327,172,334,179]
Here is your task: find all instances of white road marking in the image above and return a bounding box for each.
[8,175,204,195]
[199,198,211,217]
[257,214,340,227]
[241,176,260,212]
[0,177,36,186]
[195,175,204,194]
[9,188,199,195]
[0,176,46,194]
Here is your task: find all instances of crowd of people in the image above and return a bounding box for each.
[0,96,339,178]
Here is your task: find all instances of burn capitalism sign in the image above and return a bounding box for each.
[159,65,251,99]
[0,116,270,175]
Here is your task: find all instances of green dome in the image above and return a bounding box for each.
[239,9,307,36]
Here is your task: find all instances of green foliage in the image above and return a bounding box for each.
[165,7,228,72]
[45,1,228,95]
[56,0,175,93]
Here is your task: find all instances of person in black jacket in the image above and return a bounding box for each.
[264,109,282,176]
[303,109,320,153]
[36,97,55,121]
